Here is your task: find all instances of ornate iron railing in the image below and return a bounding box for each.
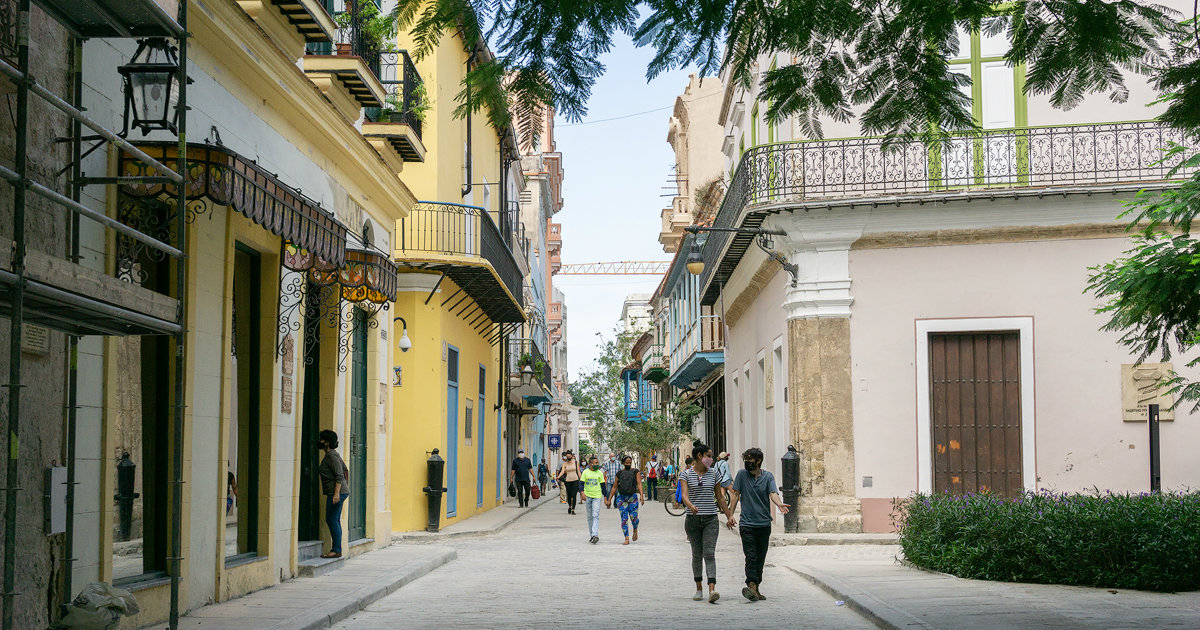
[700,121,1197,295]
[400,201,523,304]
[305,0,383,80]
[508,337,553,394]
[365,50,423,139]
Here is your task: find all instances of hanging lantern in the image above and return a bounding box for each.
[119,38,181,136]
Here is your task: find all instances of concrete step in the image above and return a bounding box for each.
[297,540,323,562]
[298,554,344,578]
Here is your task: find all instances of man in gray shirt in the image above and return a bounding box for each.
[726,447,790,602]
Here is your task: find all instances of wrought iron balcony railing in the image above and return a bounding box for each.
[364,50,424,139]
[700,121,1197,298]
[508,337,553,394]
[305,0,383,79]
[399,201,524,315]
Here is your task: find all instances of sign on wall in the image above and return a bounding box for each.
[1122,363,1175,422]
[548,434,561,449]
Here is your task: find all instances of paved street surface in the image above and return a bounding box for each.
[332,499,877,630]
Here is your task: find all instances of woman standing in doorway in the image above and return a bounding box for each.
[558,450,582,514]
[318,430,349,559]
[680,443,734,603]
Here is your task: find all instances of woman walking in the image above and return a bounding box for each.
[606,455,645,545]
[680,443,734,603]
[558,451,582,514]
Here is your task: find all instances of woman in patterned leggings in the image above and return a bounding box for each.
[606,455,646,545]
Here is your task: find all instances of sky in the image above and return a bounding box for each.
[552,33,698,381]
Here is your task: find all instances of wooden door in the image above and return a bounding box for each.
[929,332,1022,498]
[446,346,459,517]
[348,309,368,541]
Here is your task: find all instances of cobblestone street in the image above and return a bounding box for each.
[331,500,880,629]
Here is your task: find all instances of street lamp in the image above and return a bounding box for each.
[520,363,535,387]
[393,316,412,352]
[683,225,798,287]
[119,38,182,136]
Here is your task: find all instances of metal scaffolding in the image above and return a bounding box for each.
[0,1,188,628]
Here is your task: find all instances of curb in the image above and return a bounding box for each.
[294,547,457,630]
[782,564,932,630]
[770,534,899,547]
[391,495,555,544]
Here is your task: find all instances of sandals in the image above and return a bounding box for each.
[320,552,341,559]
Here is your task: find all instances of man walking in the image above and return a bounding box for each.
[726,447,790,602]
[509,449,534,508]
[601,454,621,509]
[580,455,606,544]
[645,454,660,501]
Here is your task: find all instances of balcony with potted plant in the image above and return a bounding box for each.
[302,0,387,121]
[361,50,428,167]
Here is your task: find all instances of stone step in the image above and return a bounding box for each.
[298,554,344,578]
[297,540,323,561]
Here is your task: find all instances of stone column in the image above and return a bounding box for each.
[782,239,862,532]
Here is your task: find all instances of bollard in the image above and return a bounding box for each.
[422,449,447,532]
[780,445,801,533]
[114,452,139,542]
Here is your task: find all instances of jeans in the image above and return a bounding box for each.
[565,481,580,511]
[585,497,602,537]
[615,494,639,537]
[646,478,658,501]
[684,514,719,584]
[740,524,771,585]
[325,493,349,554]
[515,479,531,507]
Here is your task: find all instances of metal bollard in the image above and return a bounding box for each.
[780,445,801,533]
[114,452,139,542]
[422,449,447,532]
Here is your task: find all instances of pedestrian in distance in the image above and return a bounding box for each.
[645,454,661,502]
[714,451,733,492]
[606,455,644,545]
[558,451,582,514]
[726,447,790,602]
[509,449,534,508]
[317,430,350,559]
[580,455,606,544]
[680,442,734,603]
[601,454,620,508]
[537,460,550,493]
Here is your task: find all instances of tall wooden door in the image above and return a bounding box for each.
[348,310,368,541]
[446,346,459,518]
[476,365,486,508]
[298,282,323,542]
[929,332,1022,498]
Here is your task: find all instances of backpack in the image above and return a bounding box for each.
[616,469,639,496]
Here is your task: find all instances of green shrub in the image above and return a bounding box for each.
[895,490,1200,592]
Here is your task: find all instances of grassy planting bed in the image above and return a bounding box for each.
[896,490,1200,592]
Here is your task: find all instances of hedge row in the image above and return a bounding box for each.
[896,490,1200,592]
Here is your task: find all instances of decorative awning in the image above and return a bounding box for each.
[281,243,397,304]
[121,142,348,266]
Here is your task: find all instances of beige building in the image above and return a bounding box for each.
[660,75,725,253]
[695,6,1200,532]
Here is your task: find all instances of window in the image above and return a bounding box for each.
[465,399,474,440]
[751,101,759,146]
[767,57,778,143]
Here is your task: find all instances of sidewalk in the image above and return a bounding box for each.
[392,491,555,543]
[140,544,456,630]
[773,546,1200,630]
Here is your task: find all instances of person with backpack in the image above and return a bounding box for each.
[606,454,645,545]
[318,429,349,559]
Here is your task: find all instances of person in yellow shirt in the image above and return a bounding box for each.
[580,456,606,544]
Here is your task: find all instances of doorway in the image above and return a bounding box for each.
[348,309,368,541]
[446,345,459,518]
[298,280,325,543]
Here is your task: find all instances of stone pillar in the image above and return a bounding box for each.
[782,240,862,532]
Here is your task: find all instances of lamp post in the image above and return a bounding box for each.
[683,225,798,287]
[119,38,182,136]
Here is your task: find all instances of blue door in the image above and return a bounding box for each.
[477,365,486,508]
[446,346,459,518]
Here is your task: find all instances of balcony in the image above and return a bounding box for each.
[547,221,562,252]
[699,121,1198,304]
[397,201,525,323]
[669,314,724,390]
[237,0,336,53]
[362,50,426,164]
[642,344,668,383]
[548,301,562,324]
[302,1,386,120]
[508,338,553,404]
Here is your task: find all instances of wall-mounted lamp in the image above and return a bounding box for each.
[394,316,412,352]
[683,225,798,287]
[119,38,182,136]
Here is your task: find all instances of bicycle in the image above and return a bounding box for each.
[662,479,686,516]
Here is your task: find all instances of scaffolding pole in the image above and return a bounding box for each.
[168,2,189,627]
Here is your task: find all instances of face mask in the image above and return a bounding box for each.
[623,464,632,470]
[701,456,713,467]
[746,460,761,471]
[590,464,600,470]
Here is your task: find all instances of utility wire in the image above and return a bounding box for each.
[559,90,722,127]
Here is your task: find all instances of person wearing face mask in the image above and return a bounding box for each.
[557,451,581,514]
[680,443,734,603]
[726,447,790,602]
[601,454,621,508]
[606,454,645,545]
[580,455,607,543]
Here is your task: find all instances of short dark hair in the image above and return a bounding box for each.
[742,447,764,461]
[318,430,339,449]
[692,442,711,459]
[589,455,599,463]
[621,455,633,464]
[685,456,694,466]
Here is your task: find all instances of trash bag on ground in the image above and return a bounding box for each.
[54,581,140,630]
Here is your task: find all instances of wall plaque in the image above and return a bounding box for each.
[21,324,50,355]
[281,375,293,414]
[1122,363,1175,422]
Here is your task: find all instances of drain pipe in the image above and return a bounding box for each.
[461,54,473,198]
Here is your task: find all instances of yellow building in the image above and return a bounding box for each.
[389,32,527,531]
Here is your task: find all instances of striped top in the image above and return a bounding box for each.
[680,467,719,515]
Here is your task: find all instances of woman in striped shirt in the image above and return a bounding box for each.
[680,442,735,603]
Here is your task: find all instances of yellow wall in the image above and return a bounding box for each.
[390,276,504,531]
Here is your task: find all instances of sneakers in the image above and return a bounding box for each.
[742,582,761,602]
[589,535,598,544]
[708,591,720,604]
[692,590,704,601]
[756,588,766,601]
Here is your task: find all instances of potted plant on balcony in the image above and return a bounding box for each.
[378,82,430,125]
[517,352,546,381]
[333,1,397,58]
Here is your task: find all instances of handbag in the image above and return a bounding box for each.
[507,481,516,498]
[531,483,541,500]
